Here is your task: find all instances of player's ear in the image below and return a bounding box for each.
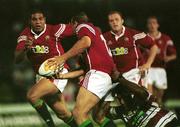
[122,19,124,24]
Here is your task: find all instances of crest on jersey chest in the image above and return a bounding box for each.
[45,35,50,41]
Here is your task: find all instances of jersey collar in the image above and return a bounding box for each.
[148,32,161,40]
[110,26,125,41]
[31,24,47,39]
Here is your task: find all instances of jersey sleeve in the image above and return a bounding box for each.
[133,32,156,49]
[75,24,95,40]
[54,24,73,38]
[16,28,28,51]
[166,36,176,55]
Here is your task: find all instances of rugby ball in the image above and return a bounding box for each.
[38,59,64,77]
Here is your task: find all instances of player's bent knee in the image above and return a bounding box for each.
[26,90,39,103]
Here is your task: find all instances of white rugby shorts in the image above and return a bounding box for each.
[36,68,68,92]
[82,69,114,101]
[122,68,148,88]
[147,67,167,89]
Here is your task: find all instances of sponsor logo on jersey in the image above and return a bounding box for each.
[45,35,50,41]
[31,45,49,54]
[111,47,128,56]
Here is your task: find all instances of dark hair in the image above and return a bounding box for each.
[71,12,89,24]
[147,16,160,25]
[29,8,46,18]
[108,11,123,19]
[147,16,158,21]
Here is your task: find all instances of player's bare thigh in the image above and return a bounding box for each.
[27,78,59,102]
[73,87,100,125]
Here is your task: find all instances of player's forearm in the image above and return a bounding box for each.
[165,54,177,62]
[14,50,27,64]
[118,77,149,101]
[59,70,84,79]
[146,45,158,66]
[62,36,91,61]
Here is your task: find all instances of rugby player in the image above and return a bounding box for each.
[145,16,177,105]
[103,11,158,87]
[47,12,116,127]
[14,9,77,127]
[107,76,179,127]
[56,67,179,127]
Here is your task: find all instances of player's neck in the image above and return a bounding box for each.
[113,27,123,36]
[149,31,160,38]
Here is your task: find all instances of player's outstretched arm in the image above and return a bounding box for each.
[118,76,149,102]
[47,36,91,67]
[139,44,158,71]
[15,36,34,64]
[164,54,177,62]
[57,70,84,79]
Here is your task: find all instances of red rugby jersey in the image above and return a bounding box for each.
[103,26,155,73]
[76,23,114,75]
[144,32,176,68]
[16,24,73,73]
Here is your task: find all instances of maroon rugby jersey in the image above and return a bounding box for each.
[103,26,155,73]
[76,23,114,75]
[144,32,176,68]
[16,24,73,73]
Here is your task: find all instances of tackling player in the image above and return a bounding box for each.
[107,76,179,127]
[56,66,179,127]
[14,9,77,127]
[47,12,116,127]
[103,11,158,87]
[145,16,177,105]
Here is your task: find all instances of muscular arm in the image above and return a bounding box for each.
[62,36,91,61]
[139,44,158,72]
[145,44,158,66]
[164,54,177,63]
[57,70,84,79]
[48,36,91,67]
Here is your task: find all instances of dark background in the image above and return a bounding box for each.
[0,0,179,102]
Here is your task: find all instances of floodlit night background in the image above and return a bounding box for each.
[0,0,180,126]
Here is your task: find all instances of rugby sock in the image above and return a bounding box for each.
[32,99,55,127]
[79,119,94,127]
[100,117,116,127]
[64,115,78,127]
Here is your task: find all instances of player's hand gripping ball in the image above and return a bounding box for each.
[38,58,64,77]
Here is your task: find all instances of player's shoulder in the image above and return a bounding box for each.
[126,27,147,40]
[160,33,171,40]
[126,27,143,35]
[76,23,95,34]
[20,27,31,35]
[47,23,67,30]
